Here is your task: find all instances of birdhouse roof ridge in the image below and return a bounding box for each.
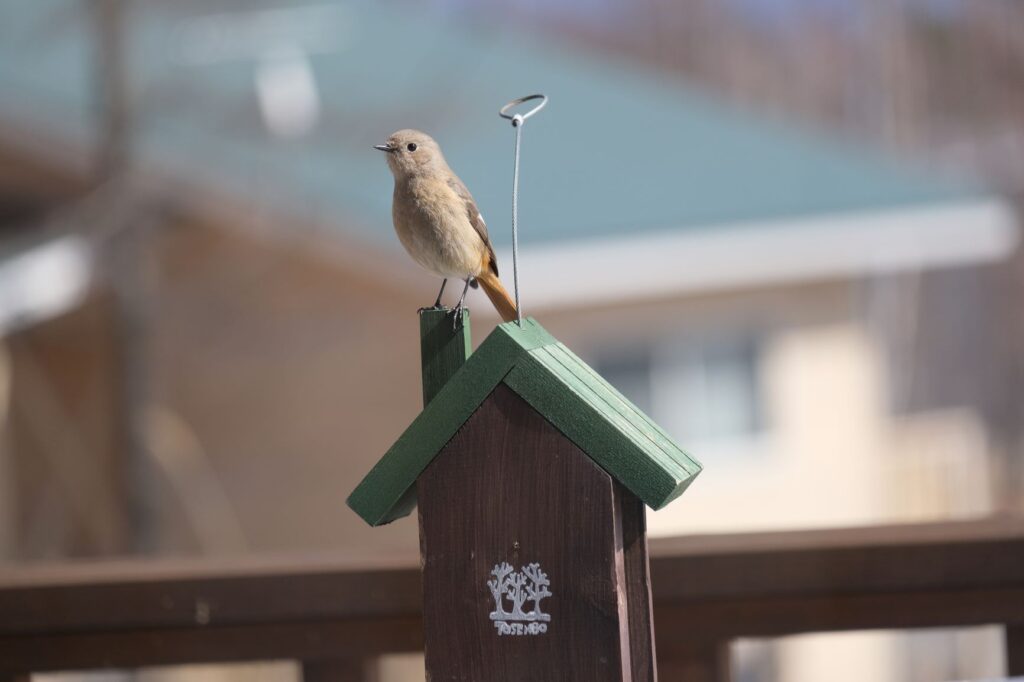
[347,317,702,527]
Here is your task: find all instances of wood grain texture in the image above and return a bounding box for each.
[418,384,629,681]
[504,348,699,511]
[1008,624,1024,676]
[0,561,421,636]
[419,308,471,407]
[349,317,701,526]
[616,483,657,682]
[302,658,378,682]
[0,617,422,671]
[650,522,1024,601]
[347,319,551,526]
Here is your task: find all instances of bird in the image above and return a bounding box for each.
[375,129,517,327]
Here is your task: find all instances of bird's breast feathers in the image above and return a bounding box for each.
[392,177,485,278]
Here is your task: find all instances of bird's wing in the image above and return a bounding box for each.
[448,175,499,276]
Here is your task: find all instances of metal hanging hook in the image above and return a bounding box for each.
[499,94,548,126]
[499,94,547,327]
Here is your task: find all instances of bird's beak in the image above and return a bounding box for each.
[374,143,394,153]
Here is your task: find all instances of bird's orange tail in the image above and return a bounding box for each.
[477,271,518,323]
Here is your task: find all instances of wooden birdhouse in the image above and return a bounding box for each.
[348,310,702,681]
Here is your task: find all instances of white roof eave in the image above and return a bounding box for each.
[495,197,1019,309]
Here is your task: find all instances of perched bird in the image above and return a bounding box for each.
[375,129,517,325]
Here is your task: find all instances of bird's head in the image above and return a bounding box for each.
[375,129,446,179]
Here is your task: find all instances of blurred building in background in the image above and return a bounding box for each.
[0,1,1022,681]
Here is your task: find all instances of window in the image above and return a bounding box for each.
[593,347,654,415]
[593,334,763,445]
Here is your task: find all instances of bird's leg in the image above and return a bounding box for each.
[432,279,447,308]
[418,279,447,313]
[449,277,472,330]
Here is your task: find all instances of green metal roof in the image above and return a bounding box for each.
[0,1,989,252]
[347,317,702,527]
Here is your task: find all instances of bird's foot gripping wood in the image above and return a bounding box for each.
[448,278,473,330]
[447,304,467,331]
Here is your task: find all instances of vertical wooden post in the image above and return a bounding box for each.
[1007,624,1024,676]
[616,483,657,681]
[419,308,471,406]
[417,307,477,679]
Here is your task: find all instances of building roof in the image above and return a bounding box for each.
[0,2,1012,268]
[347,316,702,526]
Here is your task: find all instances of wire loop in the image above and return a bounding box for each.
[499,94,547,327]
[500,94,547,125]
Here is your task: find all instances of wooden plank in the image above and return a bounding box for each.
[419,308,471,407]
[348,315,702,527]
[555,343,688,460]
[0,618,422,671]
[0,519,1021,637]
[418,384,629,681]
[611,479,635,681]
[0,561,420,636]
[653,515,1024,554]
[364,307,473,525]
[302,658,378,682]
[1007,624,1024,676]
[6,574,1022,672]
[0,519,1022,672]
[616,483,657,682]
[546,344,690,469]
[347,319,541,526]
[528,346,682,468]
[657,644,730,682]
[650,523,1024,601]
[503,353,697,510]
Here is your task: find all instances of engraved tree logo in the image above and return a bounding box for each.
[487,562,552,623]
[507,572,529,620]
[522,563,552,622]
[487,562,515,621]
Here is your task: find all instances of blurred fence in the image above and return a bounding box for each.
[1,518,1023,681]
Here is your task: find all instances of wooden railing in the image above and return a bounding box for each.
[1,518,1023,681]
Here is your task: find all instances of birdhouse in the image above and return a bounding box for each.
[348,310,702,681]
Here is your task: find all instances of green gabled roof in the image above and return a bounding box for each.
[347,318,702,527]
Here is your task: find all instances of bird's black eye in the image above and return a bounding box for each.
[407,142,417,152]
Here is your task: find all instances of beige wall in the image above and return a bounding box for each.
[149,221,429,556]
[647,321,891,536]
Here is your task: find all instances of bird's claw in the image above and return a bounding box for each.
[448,305,465,331]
